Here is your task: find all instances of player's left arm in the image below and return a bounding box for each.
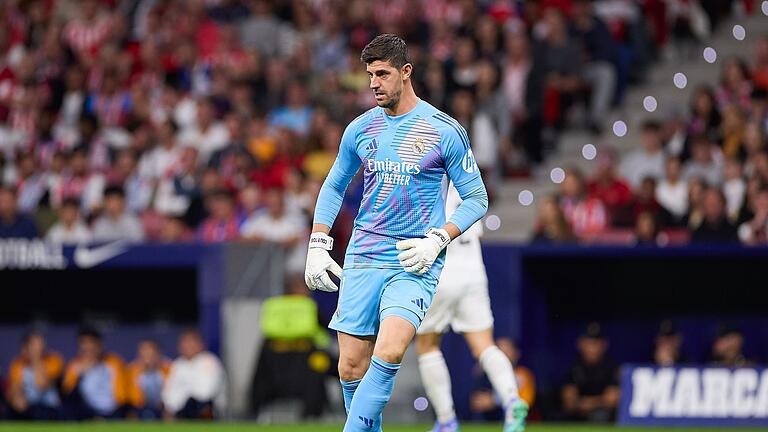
[396,125,488,274]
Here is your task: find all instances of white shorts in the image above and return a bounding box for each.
[417,277,494,335]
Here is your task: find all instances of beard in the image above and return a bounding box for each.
[377,88,402,111]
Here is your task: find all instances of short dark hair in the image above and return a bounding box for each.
[360,34,411,69]
[641,119,662,132]
[104,185,125,198]
[61,197,81,209]
[78,327,102,341]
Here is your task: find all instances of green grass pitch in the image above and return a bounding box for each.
[0,423,764,432]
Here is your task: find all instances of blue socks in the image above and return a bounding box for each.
[340,378,361,414]
[344,356,401,432]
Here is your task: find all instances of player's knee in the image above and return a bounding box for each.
[466,335,494,360]
[338,357,367,381]
[414,334,441,355]
[373,347,405,364]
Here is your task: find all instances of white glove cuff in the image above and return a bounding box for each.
[425,228,451,250]
[309,232,334,250]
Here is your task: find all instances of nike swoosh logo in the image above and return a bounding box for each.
[74,240,130,269]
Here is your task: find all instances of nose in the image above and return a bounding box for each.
[370,76,379,90]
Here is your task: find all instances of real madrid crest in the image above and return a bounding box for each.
[412,137,426,154]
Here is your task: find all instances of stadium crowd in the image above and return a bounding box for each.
[0,328,226,421]
[531,33,768,246]
[0,0,730,250]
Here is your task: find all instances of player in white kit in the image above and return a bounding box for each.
[415,185,528,432]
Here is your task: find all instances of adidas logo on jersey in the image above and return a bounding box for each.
[366,139,378,152]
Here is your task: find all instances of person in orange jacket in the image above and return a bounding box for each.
[6,332,63,419]
[61,328,127,419]
[126,340,170,419]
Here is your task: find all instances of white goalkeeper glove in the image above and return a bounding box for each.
[396,228,451,275]
[305,232,343,292]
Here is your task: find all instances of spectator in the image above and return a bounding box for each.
[302,122,341,182]
[251,278,332,419]
[267,81,313,136]
[561,323,620,422]
[527,7,583,145]
[710,326,752,367]
[197,189,242,243]
[92,186,145,243]
[682,136,722,186]
[0,185,37,239]
[162,329,226,420]
[62,328,127,419]
[237,182,262,219]
[46,198,91,245]
[158,216,193,243]
[629,177,662,225]
[127,340,170,420]
[737,187,768,245]
[754,36,768,92]
[683,177,707,231]
[559,169,608,239]
[722,158,746,222]
[5,332,63,420]
[501,30,534,166]
[690,187,738,243]
[687,85,722,148]
[177,99,230,165]
[619,120,665,188]
[13,152,46,214]
[569,0,617,132]
[716,58,752,112]
[53,147,105,214]
[742,122,766,175]
[241,187,306,273]
[633,211,660,246]
[112,149,153,214]
[721,105,747,159]
[531,195,576,244]
[653,321,685,366]
[587,149,632,226]
[469,338,535,422]
[655,157,688,224]
[473,60,511,179]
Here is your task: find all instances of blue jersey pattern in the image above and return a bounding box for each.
[314,100,487,275]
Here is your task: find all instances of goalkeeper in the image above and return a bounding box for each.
[304,34,489,432]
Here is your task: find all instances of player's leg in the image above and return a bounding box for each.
[345,315,415,431]
[464,329,527,431]
[455,282,527,432]
[329,268,386,431]
[415,281,460,431]
[345,272,435,432]
[416,332,460,431]
[337,331,375,414]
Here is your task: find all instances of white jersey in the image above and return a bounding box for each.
[442,184,487,282]
[418,183,493,334]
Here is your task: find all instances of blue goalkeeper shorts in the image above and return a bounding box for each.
[329,267,438,336]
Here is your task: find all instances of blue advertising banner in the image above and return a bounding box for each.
[619,365,768,427]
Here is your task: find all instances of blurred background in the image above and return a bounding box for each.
[0,0,767,428]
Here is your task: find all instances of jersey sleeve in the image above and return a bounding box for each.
[312,123,362,228]
[441,124,489,233]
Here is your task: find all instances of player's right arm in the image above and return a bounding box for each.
[305,123,362,292]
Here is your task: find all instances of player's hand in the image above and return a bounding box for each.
[396,228,451,275]
[305,232,343,292]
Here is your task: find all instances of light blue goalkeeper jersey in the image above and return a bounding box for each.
[313,99,488,275]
